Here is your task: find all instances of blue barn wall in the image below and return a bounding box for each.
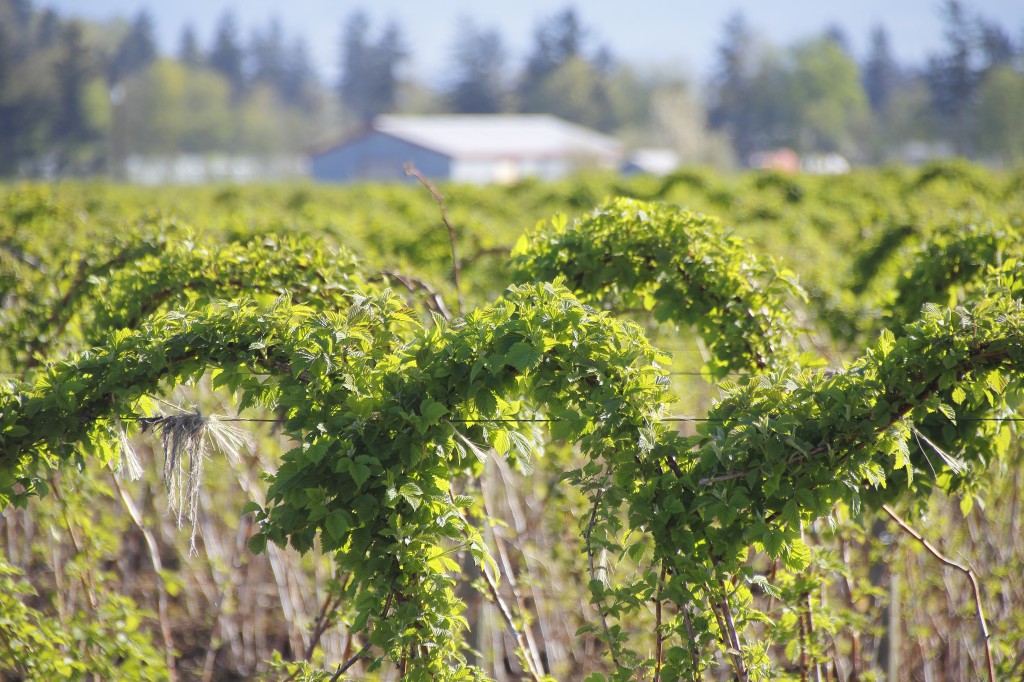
[311,133,451,182]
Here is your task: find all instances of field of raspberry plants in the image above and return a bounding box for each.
[1,161,1022,681]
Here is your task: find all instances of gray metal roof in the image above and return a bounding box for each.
[372,114,623,161]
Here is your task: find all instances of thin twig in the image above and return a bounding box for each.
[378,269,452,321]
[707,552,749,682]
[654,560,666,682]
[682,605,701,676]
[403,163,464,314]
[719,583,749,682]
[583,487,623,671]
[328,590,395,682]
[882,504,996,682]
[0,240,46,272]
[328,640,371,681]
[303,592,347,661]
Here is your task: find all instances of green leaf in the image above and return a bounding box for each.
[505,341,542,372]
[248,534,268,555]
[351,462,371,488]
[783,537,812,571]
[399,482,423,510]
[420,398,447,426]
[747,574,782,599]
[762,528,785,559]
[325,510,350,542]
[305,439,328,464]
[951,386,967,405]
[491,429,510,456]
[986,370,1007,393]
[241,502,263,515]
[474,388,497,416]
[877,329,895,357]
[4,425,28,438]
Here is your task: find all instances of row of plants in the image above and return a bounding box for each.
[0,162,1021,680]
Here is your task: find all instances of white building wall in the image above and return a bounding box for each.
[124,155,308,185]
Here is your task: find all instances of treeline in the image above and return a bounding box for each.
[0,1,329,176]
[0,0,1022,178]
[710,5,1024,165]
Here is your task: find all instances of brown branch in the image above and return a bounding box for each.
[377,269,452,321]
[695,339,1016,488]
[302,591,347,662]
[718,582,749,682]
[881,504,996,682]
[327,589,395,682]
[682,605,701,676]
[706,552,749,682]
[583,487,623,671]
[403,163,464,314]
[0,239,46,272]
[328,640,371,681]
[654,561,666,682]
[467,245,512,260]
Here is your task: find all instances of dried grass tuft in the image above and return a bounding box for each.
[138,411,249,553]
[114,419,145,481]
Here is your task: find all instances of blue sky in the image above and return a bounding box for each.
[41,0,1024,84]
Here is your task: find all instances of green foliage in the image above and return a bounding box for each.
[1,169,1022,680]
[511,197,805,376]
[973,66,1024,164]
[0,553,167,681]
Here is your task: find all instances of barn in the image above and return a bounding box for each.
[310,114,623,184]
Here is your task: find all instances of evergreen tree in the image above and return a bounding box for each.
[109,10,156,83]
[519,7,585,110]
[446,19,506,114]
[708,11,758,160]
[824,24,852,55]
[279,36,317,110]
[250,18,285,93]
[178,24,202,67]
[36,9,60,48]
[924,0,978,153]
[209,11,245,97]
[516,6,618,129]
[789,36,869,154]
[338,10,370,112]
[52,21,97,170]
[972,65,1024,164]
[863,25,899,113]
[375,21,406,110]
[337,12,406,123]
[6,0,31,31]
[978,20,1014,71]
